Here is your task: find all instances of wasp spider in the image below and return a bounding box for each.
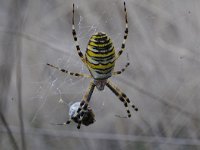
[47,1,138,129]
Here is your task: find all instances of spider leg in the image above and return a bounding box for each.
[113,53,130,76]
[47,63,91,78]
[72,4,87,65]
[113,62,129,75]
[115,1,128,60]
[76,103,89,129]
[106,80,138,118]
[51,118,71,126]
[75,80,96,129]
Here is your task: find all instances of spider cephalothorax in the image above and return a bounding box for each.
[47,1,138,129]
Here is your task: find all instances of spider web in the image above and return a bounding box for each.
[23,0,126,127]
[3,0,200,150]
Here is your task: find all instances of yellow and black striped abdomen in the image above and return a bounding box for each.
[85,32,115,80]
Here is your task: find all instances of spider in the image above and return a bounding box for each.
[47,1,138,129]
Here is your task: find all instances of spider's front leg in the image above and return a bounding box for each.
[115,1,129,60]
[73,81,96,129]
[72,3,87,65]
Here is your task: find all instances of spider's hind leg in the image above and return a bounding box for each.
[106,80,138,118]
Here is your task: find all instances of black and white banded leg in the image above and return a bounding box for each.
[72,4,87,65]
[75,81,96,129]
[106,80,138,118]
[116,1,128,60]
[47,63,91,78]
[113,62,129,75]
[113,54,130,76]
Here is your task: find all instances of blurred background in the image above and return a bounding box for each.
[1,0,200,149]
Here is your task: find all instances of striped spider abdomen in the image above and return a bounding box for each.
[85,32,115,80]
